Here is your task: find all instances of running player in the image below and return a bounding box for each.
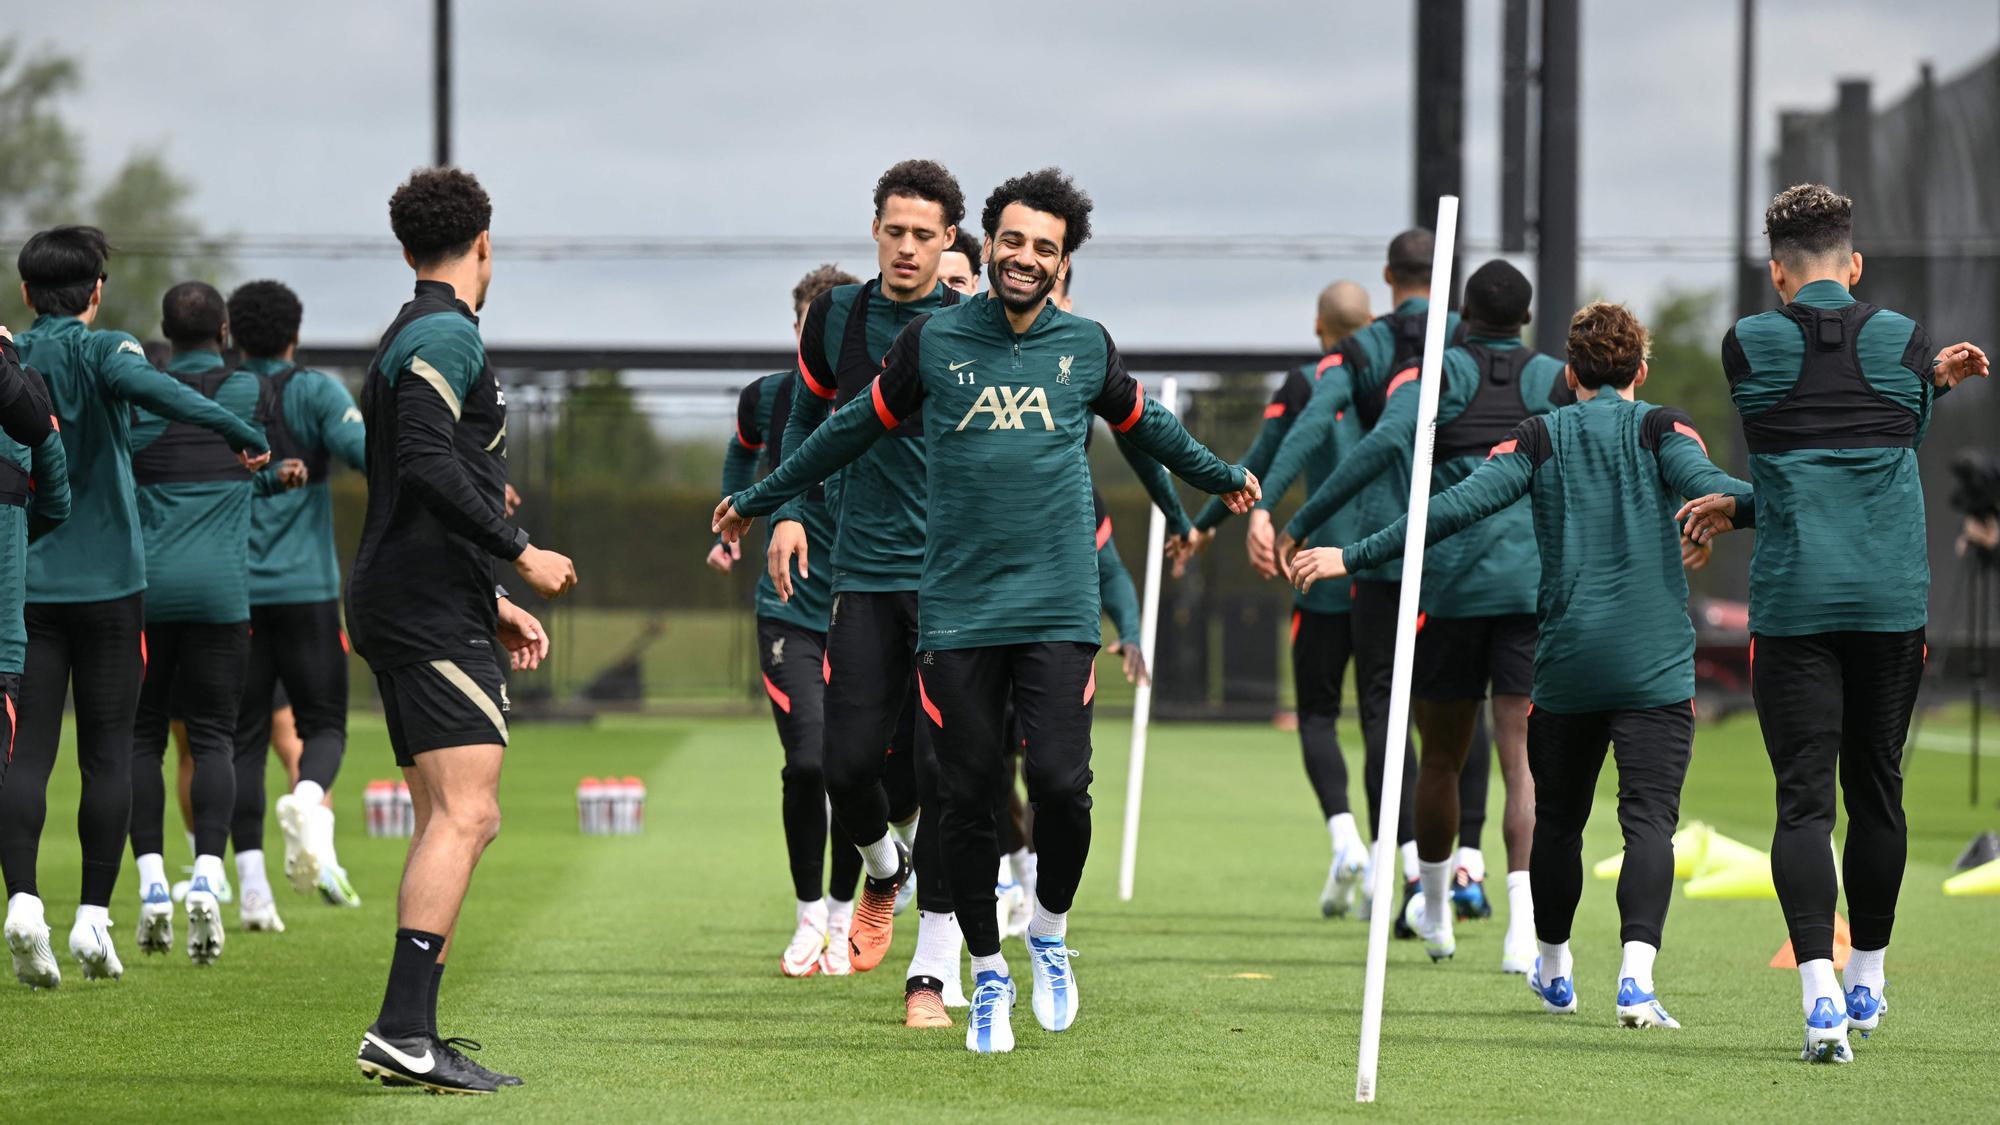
[718,166,1258,1053]
[349,168,577,1094]
[1290,299,1754,1030]
[1683,184,1987,1063]
[938,231,982,296]
[1275,261,1566,971]
[226,279,369,920]
[712,263,864,977]
[128,281,302,966]
[3,227,269,990]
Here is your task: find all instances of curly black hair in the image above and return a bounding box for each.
[791,262,860,319]
[981,168,1094,255]
[389,167,492,268]
[873,159,965,227]
[227,279,304,358]
[161,280,226,347]
[948,229,981,265]
[17,225,110,316]
[1765,183,1853,266]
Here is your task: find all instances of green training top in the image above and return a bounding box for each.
[1344,395,1754,712]
[19,315,266,603]
[725,370,836,633]
[1288,336,1567,617]
[1724,279,1942,636]
[130,350,272,624]
[0,340,72,674]
[736,295,1245,651]
[244,358,367,606]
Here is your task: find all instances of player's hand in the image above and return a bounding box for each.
[513,543,578,599]
[1246,509,1278,578]
[1274,530,1301,576]
[1934,341,1990,388]
[238,448,272,472]
[1109,640,1150,687]
[275,458,309,490]
[503,482,523,518]
[0,325,11,343]
[1219,469,1261,515]
[766,519,809,603]
[1674,493,1739,545]
[711,496,754,544]
[704,540,741,574]
[496,597,551,671]
[1289,546,1347,594]
[1681,535,1713,571]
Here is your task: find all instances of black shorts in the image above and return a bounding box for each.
[376,655,510,767]
[1413,612,1535,702]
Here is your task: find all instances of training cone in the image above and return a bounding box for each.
[1945,857,2000,896]
[1954,832,2000,872]
[1597,821,1715,881]
[1684,856,1777,900]
[1770,914,1852,970]
[1692,829,1767,879]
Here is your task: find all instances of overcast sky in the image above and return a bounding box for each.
[22,0,1998,352]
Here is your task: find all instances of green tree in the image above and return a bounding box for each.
[1646,287,1740,472]
[0,38,227,337]
[549,370,670,485]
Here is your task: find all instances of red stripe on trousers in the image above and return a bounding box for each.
[1083,664,1096,706]
[1291,610,1301,646]
[918,672,942,727]
[762,673,791,714]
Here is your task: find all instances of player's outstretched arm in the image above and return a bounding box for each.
[1091,331,1248,502]
[26,431,69,542]
[709,380,765,573]
[1253,373,1348,515]
[1193,375,1303,532]
[1932,340,1989,389]
[309,371,368,472]
[1649,409,1754,545]
[1110,428,1194,538]
[1282,374,1420,553]
[769,292,839,531]
[101,334,267,457]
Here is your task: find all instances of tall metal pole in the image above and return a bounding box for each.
[1500,0,1531,254]
[1413,0,1465,232]
[1535,0,1580,353]
[434,0,453,167]
[1733,0,1759,320]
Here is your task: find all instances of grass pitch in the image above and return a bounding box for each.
[6,705,1998,1122]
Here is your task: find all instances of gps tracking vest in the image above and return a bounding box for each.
[1349,310,1467,430]
[1433,343,1571,461]
[254,366,331,482]
[131,367,250,485]
[833,278,962,440]
[1731,300,1921,454]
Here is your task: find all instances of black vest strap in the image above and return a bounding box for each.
[835,279,960,439]
[131,365,250,486]
[1435,344,1539,461]
[0,458,29,508]
[1740,301,1918,454]
[764,371,825,502]
[256,366,332,481]
[1355,311,1463,430]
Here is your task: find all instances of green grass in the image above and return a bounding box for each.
[6,710,1999,1121]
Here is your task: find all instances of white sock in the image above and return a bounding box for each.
[236,850,270,894]
[74,904,110,929]
[1800,958,1840,1016]
[826,897,854,931]
[136,853,168,893]
[194,853,226,890]
[860,833,901,880]
[1538,939,1572,981]
[1028,898,1068,941]
[1012,849,1038,897]
[1400,840,1420,882]
[997,854,1015,884]
[795,898,828,931]
[907,910,963,982]
[183,831,197,858]
[1845,946,1885,997]
[1505,870,1535,942]
[1329,813,1362,856]
[1456,846,1486,883]
[1419,859,1453,927]
[293,780,326,807]
[970,951,1008,979]
[1620,940,1658,993]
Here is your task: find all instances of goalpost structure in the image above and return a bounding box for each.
[1355,196,1459,1104]
[1117,377,1179,902]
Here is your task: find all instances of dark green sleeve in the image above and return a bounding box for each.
[1254,381,1342,513]
[1097,537,1142,642]
[1286,379,1419,540]
[1111,399,1245,494]
[1196,413,1290,531]
[771,379,830,527]
[1112,428,1193,537]
[1345,440,1535,572]
[27,431,69,541]
[309,372,367,471]
[104,342,266,452]
[253,467,286,497]
[1653,423,1755,529]
[721,380,763,500]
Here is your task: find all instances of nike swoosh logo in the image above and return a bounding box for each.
[364,1032,436,1075]
[413,939,432,950]
[948,361,975,371]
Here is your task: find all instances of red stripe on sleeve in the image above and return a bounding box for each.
[1262,402,1286,419]
[1114,389,1146,433]
[797,342,835,399]
[1487,438,1519,459]
[735,422,765,451]
[1095,517,1113,550]
[1385,367,1419,400]
[1316,353,1344,377]
[1672,421,1708,455]
[870,377,899,429]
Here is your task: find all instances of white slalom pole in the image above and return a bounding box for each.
[1117,376,1178,902]
[1354,198,1458,1104]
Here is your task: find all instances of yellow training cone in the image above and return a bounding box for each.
[1671,822,1712,880]
[1692,830,1768,879]
[1592,853,1625,880]
[1684,856,1777,900]
[1945,857,2000,896]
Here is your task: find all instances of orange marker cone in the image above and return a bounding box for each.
[1771,913,1852,970]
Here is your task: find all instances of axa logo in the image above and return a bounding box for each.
[956,385,1054,431]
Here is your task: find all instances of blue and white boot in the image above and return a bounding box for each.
[1028,935,1080,1032]
[1802,997,1853,1063]
[1615,977,1680,1028]
[1401,893,1455,962]
[1845,984,1885,1038]
[1529,957,1578,1014]
[184,877,225,966]
[965,971,1016,1054]
[135,882,175,956]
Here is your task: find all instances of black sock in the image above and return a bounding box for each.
[429,963,445,1037]
[376,928,444,1039]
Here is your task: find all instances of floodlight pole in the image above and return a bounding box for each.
[434,0,453,166]
[1355,196,1458,1105]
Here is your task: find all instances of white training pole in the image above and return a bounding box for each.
[1117,376,1179,902]
[1354,197,1458,1104]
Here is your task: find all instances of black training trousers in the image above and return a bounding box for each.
[133,621,249,859]
[1350,581,1417,846]
[1292,609,1353,819]
[923,641,1097,958]
[1752,628,1925,960]
[0,673,20,796]
[2,594,146,906]
[757,617,862,904]
[232,598,350,853]
[1527,701,1694,947]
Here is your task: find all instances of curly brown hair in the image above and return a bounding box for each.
[982,167,1094,255]
[1765,183,1853,267]
[874,159,965,227]
[1566,300,1650,389]
[792,263,860,319]
[389,167,491,268]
